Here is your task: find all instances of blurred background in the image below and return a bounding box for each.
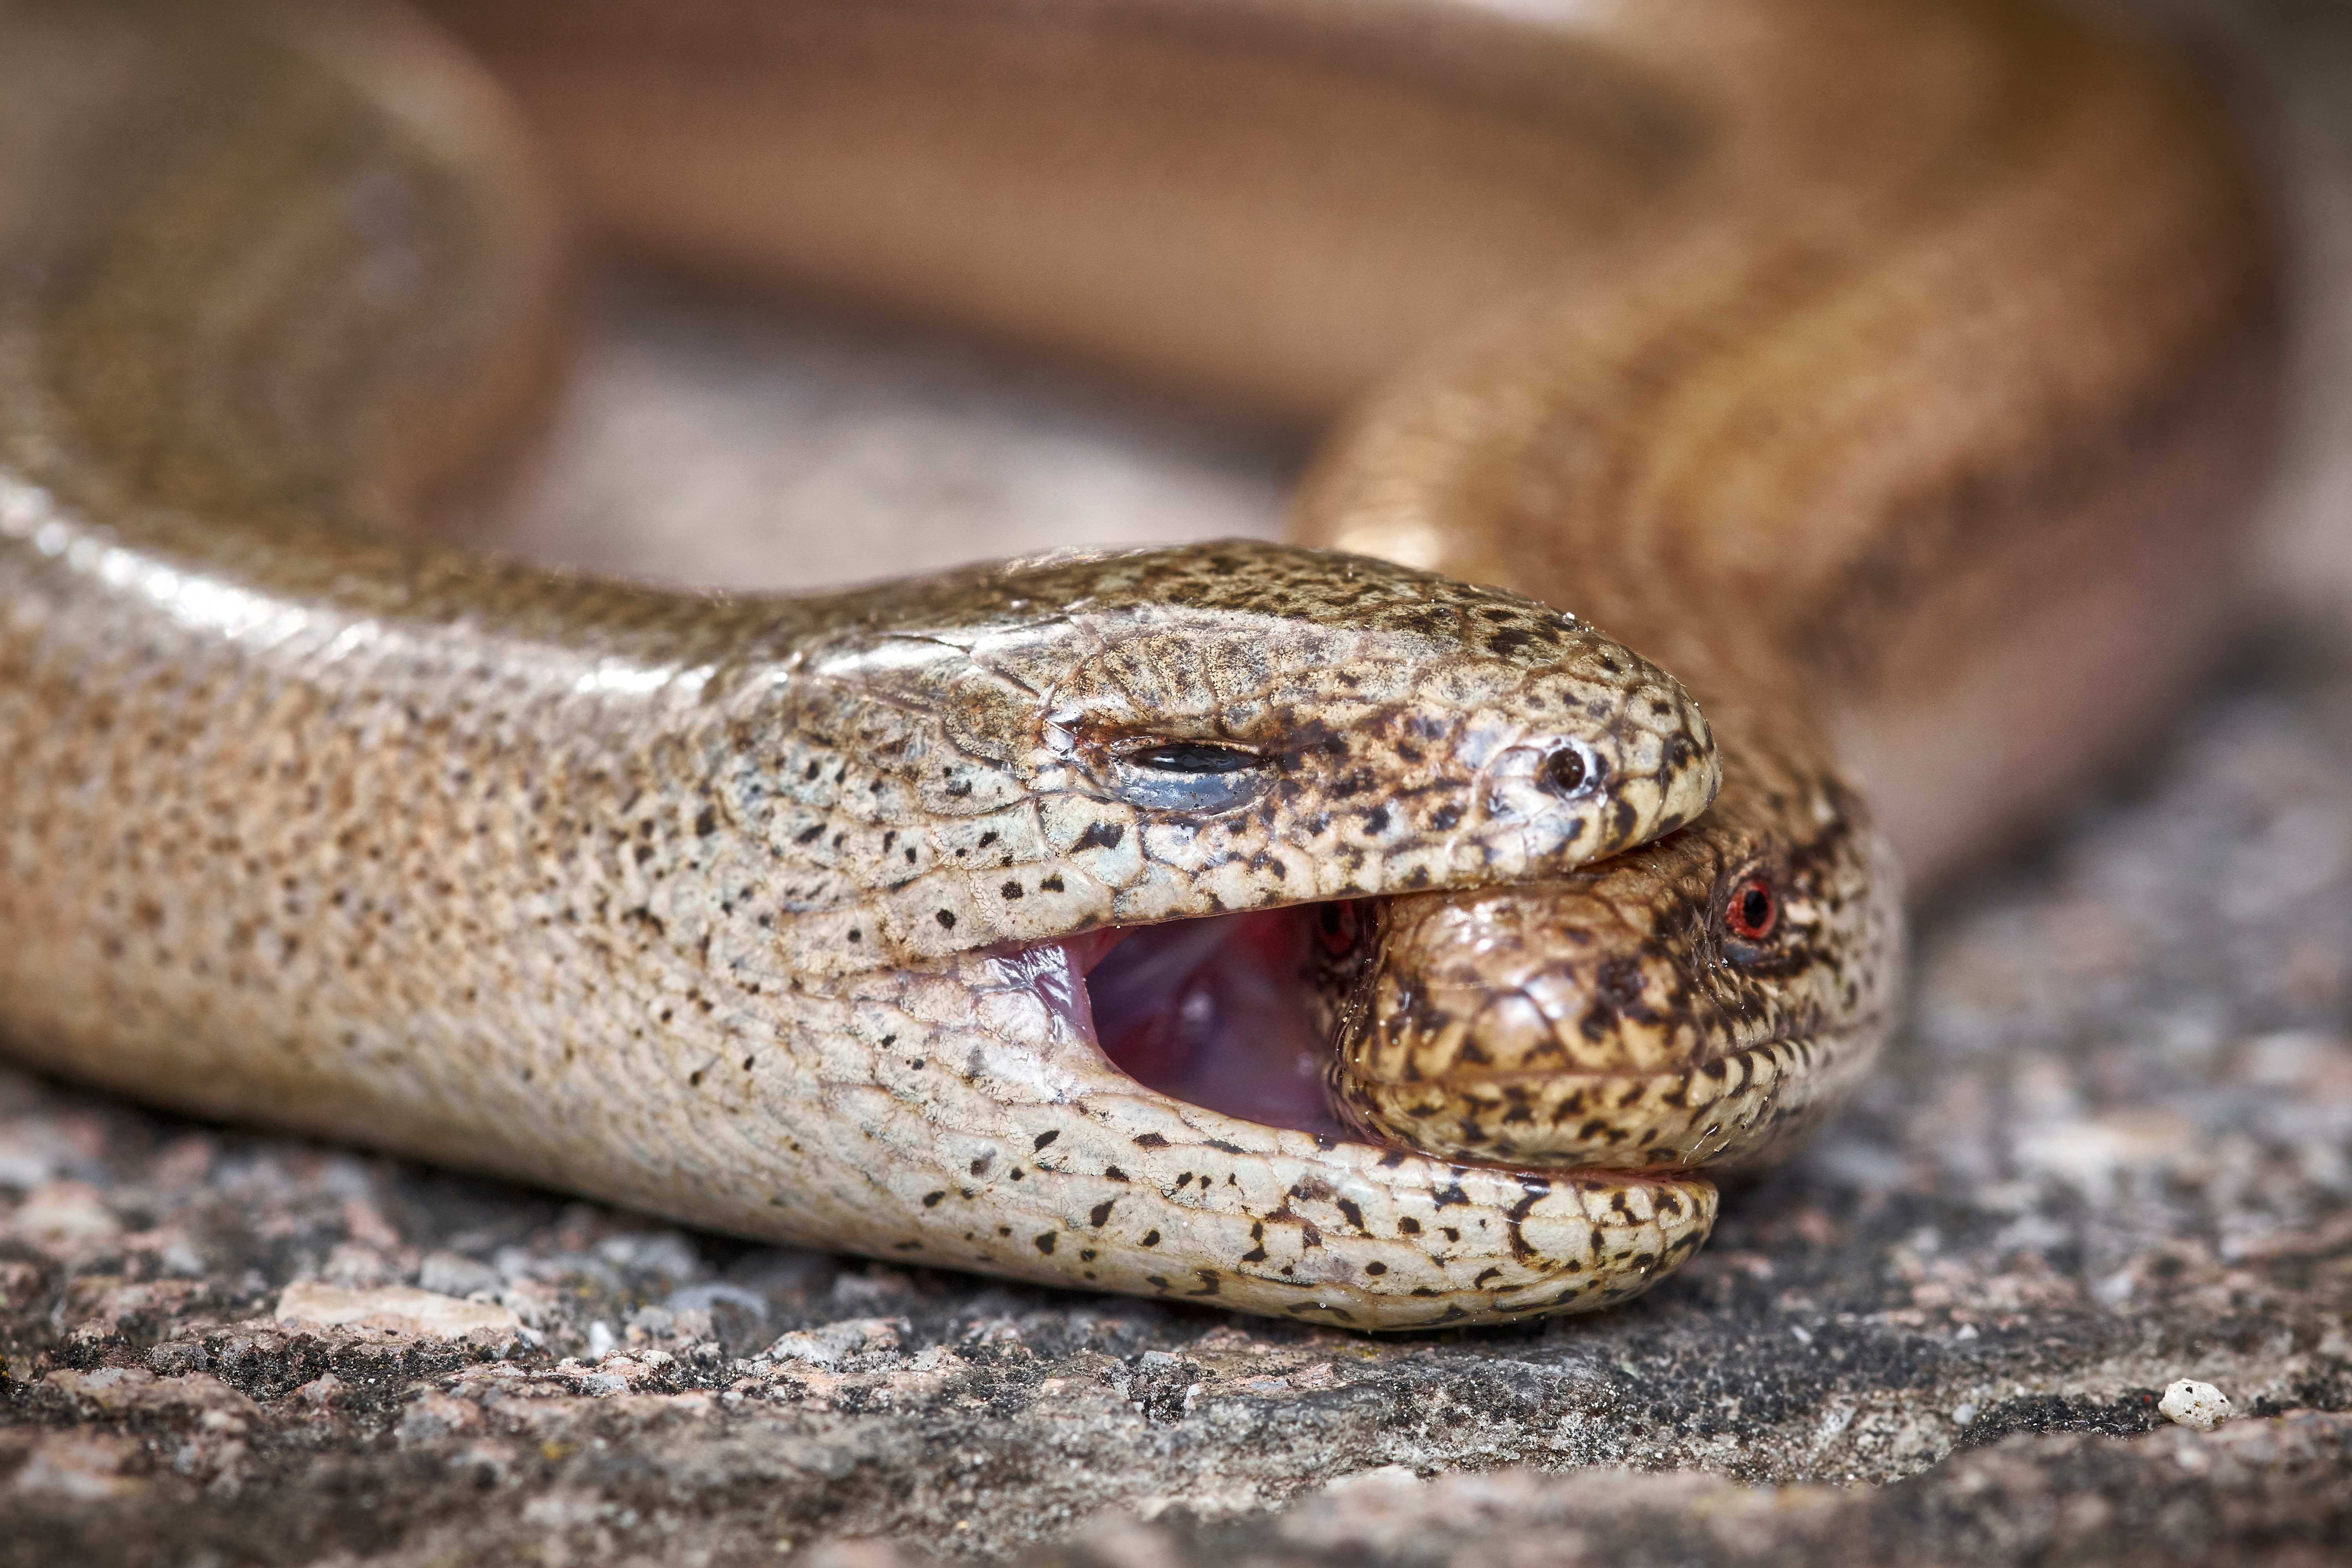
[461,0,2352,649]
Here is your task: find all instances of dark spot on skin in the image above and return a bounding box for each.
[936,909,956,929]
[1430,803,1463,831]
[1103,1167,1129,1182]
[1077,822,1125,851]
[1399,1217,1421,1235]
[1002,881,1024,900]
[1133,1133,1169,1148]
[1034,1232,1056,1255]
[978,831,998,848]
[1362,806,1389,834]
[923,1191,945,1207]
[1041,875,1066,893]
[695,808,717,836]
[1433,1183,1471,1208]
[1365,1262,1387,1276]
[1034,1130,1059,1151]
[1089,1201,1114,1227]
[1599,956,1644,1007]
[795,825,824,845]
[1141,1230,1161,1247]
[1335,1198,1365,1230]
[971,1156,992,1176]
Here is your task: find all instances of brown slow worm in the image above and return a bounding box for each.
[0,0,2277,1328]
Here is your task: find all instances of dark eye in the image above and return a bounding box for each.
[1112,742,1267,813]
[1539,743,1600,799]
[1724,877,1777,942]
[1125,743,1258,775]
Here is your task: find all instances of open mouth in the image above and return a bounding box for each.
[1036,907,1349,1140]
[1022,899,1871,1178]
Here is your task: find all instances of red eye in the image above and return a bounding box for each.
[1725,877,1777,941]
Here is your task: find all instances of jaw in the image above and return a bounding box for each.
[946,902,1726,1328]
[1327,1016,1897,1171]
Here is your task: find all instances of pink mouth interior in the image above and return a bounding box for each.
[1049,908,1347,1140]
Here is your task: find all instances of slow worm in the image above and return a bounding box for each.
[0,0,2277,1327]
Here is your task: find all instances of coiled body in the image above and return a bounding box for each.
[0,0,2279,1327]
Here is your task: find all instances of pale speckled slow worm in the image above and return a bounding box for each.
[0,0,2278,1329]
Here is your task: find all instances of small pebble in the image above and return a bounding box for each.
[1949,1402,1978,1427]
[2158,1379,2232,1431]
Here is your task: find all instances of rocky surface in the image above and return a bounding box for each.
[2,622,2346,1568]
[5,2,2352,1564]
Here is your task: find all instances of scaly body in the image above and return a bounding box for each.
[0,0,2278,1326]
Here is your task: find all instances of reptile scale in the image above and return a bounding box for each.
[0,0,2280,1328]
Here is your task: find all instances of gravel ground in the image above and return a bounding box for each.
[4,3,2350,1564]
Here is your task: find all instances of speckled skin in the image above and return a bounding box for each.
[1326,726,1902,1174]
[1286,0,2279,1270]
[0,2,1722,1330]
[0,0,2283,1327]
